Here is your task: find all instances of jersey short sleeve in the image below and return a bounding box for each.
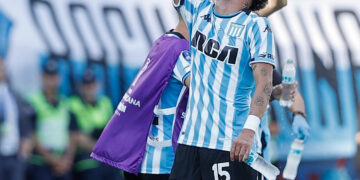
[172,50,191,85]
[248,17,276,68]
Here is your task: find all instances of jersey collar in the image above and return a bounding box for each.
[212,4,250,18]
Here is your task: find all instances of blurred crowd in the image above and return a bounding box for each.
[0,58,124,180]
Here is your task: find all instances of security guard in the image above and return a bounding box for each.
[68,69,122,180]
[27,59,77,180]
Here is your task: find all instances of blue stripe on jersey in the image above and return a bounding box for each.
[252,22,262,59]
[184,1,194,13]
[145,146,155,172]
[216,63,232,149]
[185,13,211,145]
[266,21,273,56]
[203,60,218,149]
[160,146,174,173]
[191,54,207,145]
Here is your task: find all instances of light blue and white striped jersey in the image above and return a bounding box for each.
[174,0,276,152]
[140,33,191,174]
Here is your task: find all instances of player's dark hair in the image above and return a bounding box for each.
[249,0,268,11]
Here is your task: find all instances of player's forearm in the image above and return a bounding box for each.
[256,0,287,17]
[250,84,272,118]
[289,91,306,114]
[249,64,274,119]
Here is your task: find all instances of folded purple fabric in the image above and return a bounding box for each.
[91,34,189,174]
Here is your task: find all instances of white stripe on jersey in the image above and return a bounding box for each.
[151,147,162,174]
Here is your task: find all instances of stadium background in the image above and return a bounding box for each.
[1,0,360,179]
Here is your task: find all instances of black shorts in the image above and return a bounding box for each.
[170,144,263,180]
[124,171,169,180]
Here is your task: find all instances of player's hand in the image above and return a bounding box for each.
[230,129,255,162]
[292,115,310,140]
[272,81,298,101]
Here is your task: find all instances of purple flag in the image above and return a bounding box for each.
[91,34,189,174]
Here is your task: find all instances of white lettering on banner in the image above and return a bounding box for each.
[123,93,141,108]
[181,112,186,119]
[117,102,127,113]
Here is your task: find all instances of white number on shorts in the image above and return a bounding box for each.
[212,162,230,180]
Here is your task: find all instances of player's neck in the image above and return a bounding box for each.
[214,0,250,15]
[174,21,189,41]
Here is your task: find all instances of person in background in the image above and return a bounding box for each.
[27,59,77,180]
[0,59,32,180]
[259,70,310,162]
[67,69,122,180]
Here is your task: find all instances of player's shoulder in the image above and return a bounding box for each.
[247,12,271,29]
[179,0,212,8]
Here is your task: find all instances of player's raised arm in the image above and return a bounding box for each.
[256,0,287,17]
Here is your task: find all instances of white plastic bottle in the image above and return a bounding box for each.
[245,152,280,180]
[280,59,296,107]
[283,139,304,180]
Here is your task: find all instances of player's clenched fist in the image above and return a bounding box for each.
[230,129,255,162]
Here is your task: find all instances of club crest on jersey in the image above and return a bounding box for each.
[191,30,239,65]
[227,23,245,38]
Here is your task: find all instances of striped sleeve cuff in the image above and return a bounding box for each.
[249,57,276,68]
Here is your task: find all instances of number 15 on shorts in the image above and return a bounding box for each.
[212,162,230,180]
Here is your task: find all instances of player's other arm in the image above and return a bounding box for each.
[230,63,273,162]
[231,17,275,162]
[256,0,287,17]
[249,63,274,118]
